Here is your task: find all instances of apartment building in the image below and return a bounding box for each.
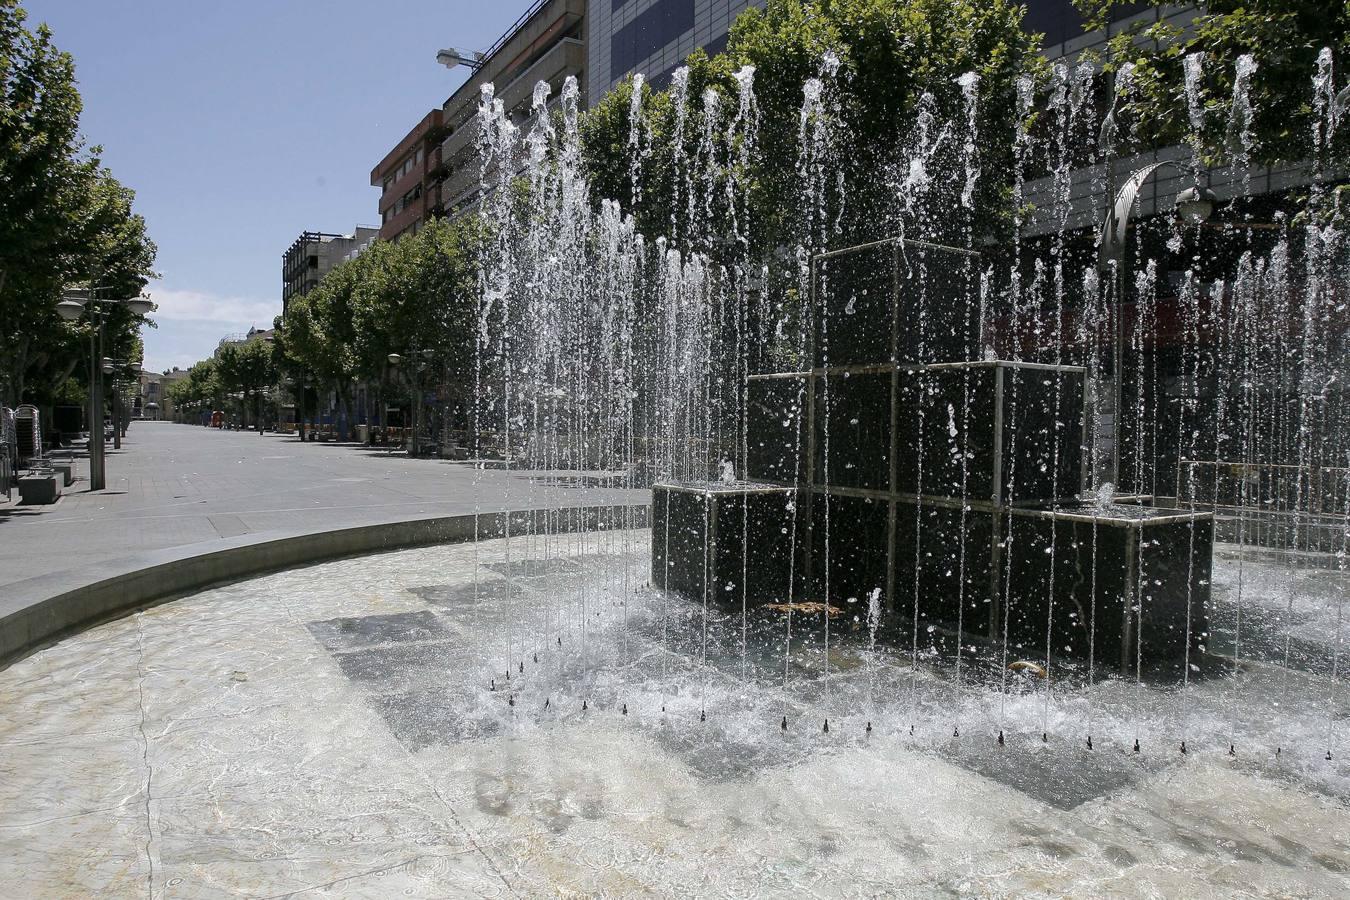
[371,110,446,241]
[281,227,379,315]
[370,0,587,225]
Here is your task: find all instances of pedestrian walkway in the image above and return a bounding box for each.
[0,422,644,588]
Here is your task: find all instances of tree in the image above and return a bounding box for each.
[166,358,223,423]
[0,1,156,408]
[272,217,482,442]
[216,337,278,427]
[581,0,1046,253]
[1080,0,1350,166]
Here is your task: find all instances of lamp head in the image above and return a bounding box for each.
[387,353,403,366]
[1175,185,1217,225]
[437,47,482,70]
[124,296,154,316]
[56,299,86,321]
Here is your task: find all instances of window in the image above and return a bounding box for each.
[610,0,694,82]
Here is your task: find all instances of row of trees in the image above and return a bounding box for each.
[266,217,480,439]
[0,0,157,410]
[164,338,279,426]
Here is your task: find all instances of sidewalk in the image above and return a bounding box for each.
[0,422,645,589]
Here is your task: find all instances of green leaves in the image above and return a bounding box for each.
[274,217,482,389]
[0,0,156,406]
[1087,0,1350,165]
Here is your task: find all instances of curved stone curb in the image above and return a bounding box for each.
[0,502,649,669]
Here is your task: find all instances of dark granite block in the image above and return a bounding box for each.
[814,369,891,491]
[746,374,808,484]
[651,483,799,606]
[896,242,981,365]
[815,242,895,368]
[808,492,890,608]
[1001,365,1085,505]
[896,365,998,500]
[892,500,996,644]
[998,507,1212,675]
[896,362,1084,504]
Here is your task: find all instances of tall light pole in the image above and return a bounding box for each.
[1095,162,1216,492]
[101,358,138,450]
[56,287,153,491]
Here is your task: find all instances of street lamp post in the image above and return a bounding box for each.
[388,350,435,457]
[101,358,137,451]
[1095,161,1216,492]
[56,287,152,491]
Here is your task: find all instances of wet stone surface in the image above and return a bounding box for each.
[1,530,1348,898]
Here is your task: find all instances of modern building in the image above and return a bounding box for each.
[214,327,275,359]
[589,0,757,97]
[371,0,587,224]
[371,110,446,242]
[281,227,379,315]
[588,1,1160,98]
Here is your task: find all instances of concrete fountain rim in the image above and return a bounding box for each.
[0,501,649,670]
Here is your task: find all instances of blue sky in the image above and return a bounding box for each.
[25,1,520,373]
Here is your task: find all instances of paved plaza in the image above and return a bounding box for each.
[0,422,643,589]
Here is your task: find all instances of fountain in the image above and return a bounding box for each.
[655,235,1214,679]
[2,35,1347,898]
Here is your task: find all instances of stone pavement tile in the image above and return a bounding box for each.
[0,624,144,742]
[147,791,503,899]
[0,803,151,899]
[306,609,453,653]
[0,726,148,831]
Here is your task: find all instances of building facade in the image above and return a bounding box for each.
[587,0,1158,99]
[589,0,758,98]
[371,110,447,242]
[281,227,379,315]
[137,367,188,421]
[371,0,587,225]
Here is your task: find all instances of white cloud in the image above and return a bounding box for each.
[138,283,281,373]
[145,283,279,324]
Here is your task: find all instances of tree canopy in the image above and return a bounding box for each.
[1080,0,1350,166]
[0,0,157,407]
[272,217,482,420]
[581,0,1046,254]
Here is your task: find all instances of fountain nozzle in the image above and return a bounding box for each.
[508,694,515,707]
[1086,735,1093,750]
[1133,739,1140,753]
[866,721,872,734]
[997,730,1004,747]
[1228,744,1235,756]
[700,709,706,723]
[1180,741,1187,754]
[490,679,496,691]
[623,703,628,715]
[823,719,829,733]
[781,716,788,731]
[519,661,524,674]
[583,700,588,711]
